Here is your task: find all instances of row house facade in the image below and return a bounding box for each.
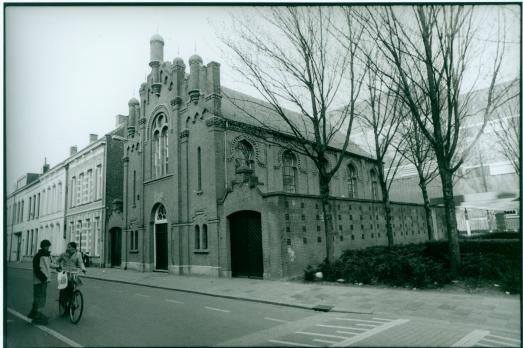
[114,35,445,279]
[6,127,125,265]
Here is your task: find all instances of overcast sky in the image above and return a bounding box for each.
[5,5,520,193]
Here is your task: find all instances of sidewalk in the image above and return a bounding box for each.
[8,262,520,331]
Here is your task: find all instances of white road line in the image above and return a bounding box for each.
[372,317,393,322]
[135,293,150,298]
[264,317,288,323]
[204,306,230,313]
[332,319,409,347]
[355,323,378,327]
[7,308,83,348]
[336,331,358,336]
[451,330,490,347]
[268,339,318,347]
[296,332,349,340]
[487,334,520,343]
[313,339,339,344]
[481,337,516,346]
[317,324,366,331]
[165,299,184,304]
[336,318,388,324]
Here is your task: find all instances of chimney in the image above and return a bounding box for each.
[89,134,98,143]
[42,158,50,174]
[115,114,128,127]
[70,146,78,156]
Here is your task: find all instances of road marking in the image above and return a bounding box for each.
[332,319,409,347]
[264,317,288,323]
[372,317,393,322]
[336,331,358,336]
[135,293,150,298]
[7,308,83,348]
[317,324,366,331]
[296,332,349,340]
[451,330,490,347]
[355,323,378,327]
[165,299,184,304]
[336,318,388,324]
[481,337,516,346]
[204,306,230,313]
[268,339,318,347]
[313,339,338,344]
[487,334,520,343]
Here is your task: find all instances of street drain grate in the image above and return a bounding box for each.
[313,305,333,312]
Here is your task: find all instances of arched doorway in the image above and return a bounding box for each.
[228,211,263,278]
[109,227,122,267]
[154,204,168,271]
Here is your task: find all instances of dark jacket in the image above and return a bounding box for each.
[33,249,52,284]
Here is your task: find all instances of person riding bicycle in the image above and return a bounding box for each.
[56,242,86,313]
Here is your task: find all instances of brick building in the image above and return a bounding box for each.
[116,34,443,279]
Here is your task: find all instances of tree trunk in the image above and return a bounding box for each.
[419,179,435,240]
[439,167,461,276]
[319,175,334,263]
[380,182,394,247]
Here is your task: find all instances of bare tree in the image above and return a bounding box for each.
[359,60,405,246]
[220,7,367,262]
[491,83,520,176]
[361,5,509,275]
[396,114,439,241]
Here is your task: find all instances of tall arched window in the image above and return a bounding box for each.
[202,224,208,250]
[197,147,202,190]
[282,150,297,193]
[347,164,357,198]
[194,225,200,249]
[235,140,254,170]
[370,169,378,200]
[152,114,169,178]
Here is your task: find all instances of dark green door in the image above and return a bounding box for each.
[230,211,263,278]
[155,223,168,270]
[110,228,122,267]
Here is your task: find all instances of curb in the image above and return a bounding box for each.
[9,266,368,314]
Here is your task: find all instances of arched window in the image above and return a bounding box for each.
[370,169,378,200]
[235,140,254,170]
[152,114,169,178]
[202,224,208,250]
[194,225,200,249]
[347,164,357,198]
[282,150,297,193]
[155,204,167,221]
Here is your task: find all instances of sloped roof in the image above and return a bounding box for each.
[220,86,373,159]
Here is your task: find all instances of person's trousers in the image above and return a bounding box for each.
[31,283,48,314]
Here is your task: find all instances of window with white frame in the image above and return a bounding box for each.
[282,150,297,193]
[151,114,169,178]
[87,169,93,202]
[347,164,357,198]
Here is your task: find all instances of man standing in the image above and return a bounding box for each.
[28,239,55,325]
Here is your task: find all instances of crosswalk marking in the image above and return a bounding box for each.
[332,319,409,347]
[355,323,377,327]
[451,330,490,347]
[265,317,288,323]
[313,339,338,344]
[371,317,393,322]
[165,299,184,304]
[481,337,516,346]
[296,332,349,340]
[204,306,230,313]
[268,339,318,347]
[317,324,366,331]
[487,334,520,343]
[335,331,359,336]
[336,318,389,324]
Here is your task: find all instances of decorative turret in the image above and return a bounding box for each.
[149,34,164,96]
[42,158,50,174]
[128,98,139,137]
[188,54,202,102]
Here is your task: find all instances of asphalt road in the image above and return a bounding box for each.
[5,268,521,347]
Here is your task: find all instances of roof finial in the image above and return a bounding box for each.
[194,42,197,53]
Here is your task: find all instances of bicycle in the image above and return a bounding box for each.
[58,271,84,324]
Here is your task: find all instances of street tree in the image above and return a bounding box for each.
[220,7,367,262]
[358,59,405,246]
[361,5,509,275]
[396,113,439,241]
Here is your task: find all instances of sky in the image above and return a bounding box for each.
[4,4,521,193]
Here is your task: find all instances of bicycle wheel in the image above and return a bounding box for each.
[69,290,84,324]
